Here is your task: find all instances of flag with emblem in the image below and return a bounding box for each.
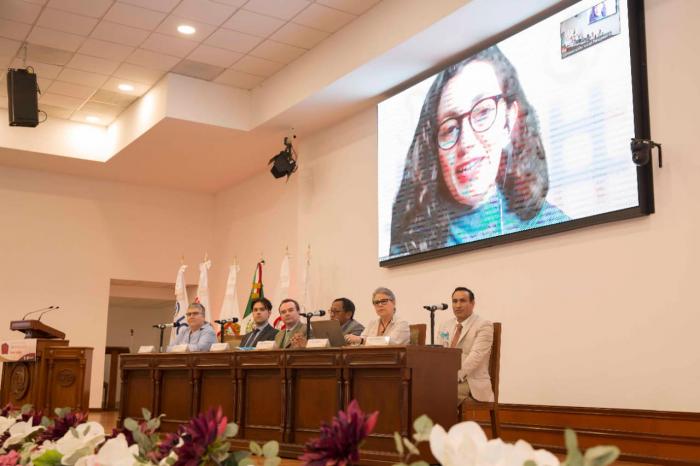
[241,261,265,333]
[195,259,212,322]
[218,262,241,337]
[171,264,189,343]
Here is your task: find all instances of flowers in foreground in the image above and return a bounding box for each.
[75,434,139,466]
[299,399,379,466]
[430,421,559,466]
[173,406,239,466]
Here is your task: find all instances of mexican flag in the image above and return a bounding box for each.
[241,261,264,333]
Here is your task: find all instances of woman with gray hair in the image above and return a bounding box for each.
[345,287,410,345]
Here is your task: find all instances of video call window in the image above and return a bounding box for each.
[378,0,651,266]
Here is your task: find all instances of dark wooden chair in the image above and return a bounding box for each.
[459,322,501,438]
[409,323,426,345]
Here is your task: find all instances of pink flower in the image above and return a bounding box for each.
[0,450,20,466]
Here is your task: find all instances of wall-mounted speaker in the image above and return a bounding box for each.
[7,68,39,127]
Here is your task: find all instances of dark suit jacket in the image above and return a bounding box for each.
[240,323,278,347]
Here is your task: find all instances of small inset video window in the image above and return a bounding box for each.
[560,0,620,59]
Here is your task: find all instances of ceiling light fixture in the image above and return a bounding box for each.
[118,83,134,92]
[177,24,196,35]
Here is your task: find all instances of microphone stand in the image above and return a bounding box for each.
[158,326,166,353]
[304,314,315,341]
[428,308,438,346]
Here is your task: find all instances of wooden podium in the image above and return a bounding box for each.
[0,320,92,412]
[119,346,460,465]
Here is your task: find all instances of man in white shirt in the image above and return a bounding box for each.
[438,287,494,403]
[274,299,308,349]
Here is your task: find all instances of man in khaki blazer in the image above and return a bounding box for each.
[274,298,308,349]
[438,287,494,403]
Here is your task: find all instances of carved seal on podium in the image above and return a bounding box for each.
[9,364,29,400]
[57,369,76,387]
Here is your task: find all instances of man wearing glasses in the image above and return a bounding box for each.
[329,297,364,336]
[167,302,217,352]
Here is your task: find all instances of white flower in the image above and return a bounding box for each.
[430,421,559,466]
[0,417,17,436]
[74,434,139,466]
[2,421,44,448]
[55,421,106,465]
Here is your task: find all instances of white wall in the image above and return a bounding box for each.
[0,167,213,408]
[210,0,700,412]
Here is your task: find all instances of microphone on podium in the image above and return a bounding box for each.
[303,310,326,318]
[423,303,448,311]
[22,305,56,320]
[152,322,182,329]
[38,305,60,321]
[215,317,238,325]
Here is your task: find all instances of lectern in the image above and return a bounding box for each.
[0,320,92,412]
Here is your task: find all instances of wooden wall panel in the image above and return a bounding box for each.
[466,404,700,466]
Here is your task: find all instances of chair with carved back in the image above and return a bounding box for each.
[459,322,501,438]
[409,324,426,345]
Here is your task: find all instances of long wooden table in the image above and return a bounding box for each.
[119,346,460,465]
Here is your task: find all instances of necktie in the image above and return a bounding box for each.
[450,323,463,348]
[248,328,260,347]
[281,330,290,348]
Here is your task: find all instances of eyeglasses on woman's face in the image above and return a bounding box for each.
[436,95,503,150]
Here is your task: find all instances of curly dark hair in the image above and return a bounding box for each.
[389,45,549,256]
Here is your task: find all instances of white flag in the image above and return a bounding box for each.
[301,246,313,312]
[219,262,240,336]
[272,253,291,329]
[171,264,189,342]
[195,259,212,322]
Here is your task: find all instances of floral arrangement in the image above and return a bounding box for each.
[0,404,278,466]
[1,401,619,466]
[392,414,620,466]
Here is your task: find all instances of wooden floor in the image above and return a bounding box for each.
[87,411,656,466]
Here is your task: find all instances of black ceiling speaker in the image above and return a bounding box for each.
[7,68,39,127]
[269,136,297,179]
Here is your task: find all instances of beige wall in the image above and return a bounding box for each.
[0,167,213,408]
[210,0,700,412]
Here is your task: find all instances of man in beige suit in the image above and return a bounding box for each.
[438,287,494,403]
[274,299,308,349]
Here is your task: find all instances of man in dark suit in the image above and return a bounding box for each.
[240,298,278,347]
[274,298,307,349]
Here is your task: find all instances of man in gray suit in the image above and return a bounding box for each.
[329,297,364,336]
[438,287,494,403]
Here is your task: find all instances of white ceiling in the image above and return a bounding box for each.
[0,0,381,126]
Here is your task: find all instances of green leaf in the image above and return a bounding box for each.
[53,407,70,418]
[238,457,256,466]
[409,461,430,466]
[392,463,408,466]
[33,449,63,466]
[224,422,239,439]
[141,408,151,421]
[524,461,538,466]
[563,428,583,466]
[402,437,420,456]
[394,432,404,455]
[20,404,33,415]
[263,457,281,466]
[40,416,52,427]
[231,450,250,463]
[249,441,263,456]
[412,415,433,442]
[262,440,279,458]
[123,418,139,432]
[582,446,620,466]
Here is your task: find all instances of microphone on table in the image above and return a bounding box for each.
[152,322,182,329]
[38,305,60,321]
[215,317,239,325]
[22,305,56,320]
[303,310,326,318]
[423,303,448,311]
